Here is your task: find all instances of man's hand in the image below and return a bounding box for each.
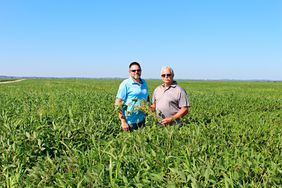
[160,107,188,125]
[150,103,156,112]
[121,122,130,131]
[160,117,174,125]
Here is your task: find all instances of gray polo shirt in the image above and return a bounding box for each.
[152,81,189,119]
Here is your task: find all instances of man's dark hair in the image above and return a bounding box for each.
[129,62,141,69]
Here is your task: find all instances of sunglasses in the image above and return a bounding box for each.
[161,74,171,77]
[131,69,141,72]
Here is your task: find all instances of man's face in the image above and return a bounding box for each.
[129,65,142,80]
[161,68,173,85]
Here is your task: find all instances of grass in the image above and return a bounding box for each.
[0,79,281,187]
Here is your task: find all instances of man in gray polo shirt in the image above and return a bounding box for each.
[151,66,189,125]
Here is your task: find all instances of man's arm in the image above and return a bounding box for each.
[160,106,189,125]
[115,98,129,131]
[150,103,156,112]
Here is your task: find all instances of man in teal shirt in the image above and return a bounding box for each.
[115,62,149,131]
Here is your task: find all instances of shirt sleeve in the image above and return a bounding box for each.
[152,88,157,104]
[116,81,127,101]
[179,87,189,107]
[143,79,149,100]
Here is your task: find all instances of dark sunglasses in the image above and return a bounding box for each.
[131,69,141,72]
[161,74,171,77]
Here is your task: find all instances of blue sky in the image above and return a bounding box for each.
[1,0,281,80]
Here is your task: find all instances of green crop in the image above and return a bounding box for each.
[0,79,281,187]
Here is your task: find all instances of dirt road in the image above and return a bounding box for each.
[0,79,26,84]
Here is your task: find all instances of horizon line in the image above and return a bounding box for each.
[1,75,281,82]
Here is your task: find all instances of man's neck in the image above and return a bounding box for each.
[164,83,171,87]
[132,77,141,83]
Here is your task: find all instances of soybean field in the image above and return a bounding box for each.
[0,79,281,187]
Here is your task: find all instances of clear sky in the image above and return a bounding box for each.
[1,0,281,80]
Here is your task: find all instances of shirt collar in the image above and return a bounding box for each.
[162,81,177,88]
[129,77,143,84]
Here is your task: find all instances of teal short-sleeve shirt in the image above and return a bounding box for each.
[116,77,149,125]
